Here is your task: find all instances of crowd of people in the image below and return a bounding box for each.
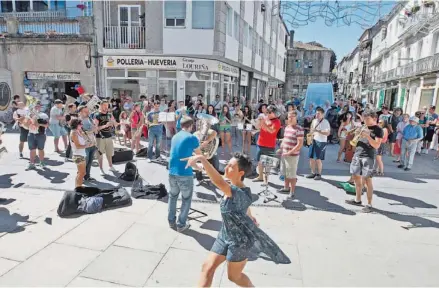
[3,90,439,286]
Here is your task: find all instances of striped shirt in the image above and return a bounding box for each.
[282,125,304,156]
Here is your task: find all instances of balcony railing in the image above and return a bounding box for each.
[104,26,145,49]
[0,10,66,19]
[0,17,81,35]
[377,53,439,82]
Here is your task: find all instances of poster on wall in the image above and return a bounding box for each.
[0,82,12,123]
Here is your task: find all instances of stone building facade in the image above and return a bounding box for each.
[284,38,332,99]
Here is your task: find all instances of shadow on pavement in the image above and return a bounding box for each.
[282,185,356,216]
[200,219,222,232]
[0,207,36,233]
[374,190,438,209]
[182,229,216,251]
[374,208,439,230]
[43,159,64,167]
[37,168,69,184]
[0,173,17,188]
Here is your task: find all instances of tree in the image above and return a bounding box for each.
[330,50,337,72]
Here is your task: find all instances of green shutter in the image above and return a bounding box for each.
[377,90,385,108]
[399,88,406,109]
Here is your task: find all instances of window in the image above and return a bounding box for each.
[255,35,259,54]
[164,0,186,27]
[279,28,284,42]
[381,27,387,40]
[0,0,13,12]
[226,6,233,36]
[417,40,423,60]
[234,12,239,40]
[33,0,49,11]
[16,0,30,12]
[248,27,253,49]
[192,0,214,29]
[259,36,263,56]
[243,22,248,47]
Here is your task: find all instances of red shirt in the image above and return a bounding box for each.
[258,118,281,148]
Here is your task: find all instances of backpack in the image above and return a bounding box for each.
[119,162,138,182]
[326,108,338,128]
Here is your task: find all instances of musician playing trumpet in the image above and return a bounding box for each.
[345,110,383,213]
[12,101,29,158]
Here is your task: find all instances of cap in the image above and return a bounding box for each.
[54,99,63,104]
[409,116,419,123]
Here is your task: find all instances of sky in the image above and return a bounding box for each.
[282,1,397,61]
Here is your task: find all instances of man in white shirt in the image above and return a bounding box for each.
[211,95,223,115]
[12,101,29,158]
[49,99,68,152]
[26,101,49,169]
[306,107,330,180]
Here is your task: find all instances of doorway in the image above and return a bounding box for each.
[118,5,141,48]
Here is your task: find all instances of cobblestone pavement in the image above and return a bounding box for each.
[1,132,439,286]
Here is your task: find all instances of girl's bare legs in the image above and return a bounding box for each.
[376,155,384,174]
[226,132,232,155]
[76,161,86,188]
[227,260,253,287]
[198,253,226,287]
[337,139,346,161]
[241,130,246,154]
[220,131,225,155]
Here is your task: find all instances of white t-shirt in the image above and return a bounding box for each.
[13,108,29,128]
[311,118,330,143]
[29,113,49,134]
[49,106,63,125]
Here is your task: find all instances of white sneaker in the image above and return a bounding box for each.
[100,169,105,176]
[109,166,117,172]
[146,159,151,163]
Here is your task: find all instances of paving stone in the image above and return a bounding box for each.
[0,212,88,261]
[220,271,303,287]
[56,210,138,251]
[0,258,19,278]
[114,223,178,253]
[0,243,99,287]
[146,248,223,287]
[80,246,162,287]
[67,276,127,287]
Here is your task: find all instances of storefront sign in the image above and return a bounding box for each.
[240,70,248,86]
[104,56,239,77]
[217,62,239,78]
[268,81,278,88]
[26,72,80,81]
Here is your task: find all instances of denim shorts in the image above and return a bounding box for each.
[211,236,250,262]
[256,146,275,161]
[28,133,46,150]
[219,126,231,133]
[308,140,327,160]
[49,124,67,138]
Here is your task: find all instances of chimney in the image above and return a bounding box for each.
[289,30,295,49]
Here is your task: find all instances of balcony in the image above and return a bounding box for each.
[104,26,145,49]
[0,10,66,19]
[376,53,439,82]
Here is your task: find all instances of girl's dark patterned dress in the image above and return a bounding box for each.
[210,185,291,264]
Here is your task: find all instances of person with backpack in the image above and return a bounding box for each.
[326,103,339,144]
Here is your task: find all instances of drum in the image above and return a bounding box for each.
[245,124,252,131]
[260,155,280,168]
[237,123,244,130]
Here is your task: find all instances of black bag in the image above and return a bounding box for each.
[112,148,133,163]
[136,147,148,157]
[119,162,138,182]
[131,183,168,200]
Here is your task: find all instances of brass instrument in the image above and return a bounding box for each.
[306,129,314,146]
[195,113,219,159]
[86,96,102,114]
[348,125,369,147]
[0,121,7,158]
[21,95,39,130]
[82,128,97,147]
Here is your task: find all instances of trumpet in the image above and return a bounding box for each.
[348,125,369,147]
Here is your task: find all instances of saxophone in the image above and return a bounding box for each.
[196,119,219,159]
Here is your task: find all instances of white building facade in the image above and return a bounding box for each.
[93,0,288,103]
[362,0,439,113]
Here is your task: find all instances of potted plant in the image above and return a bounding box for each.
[411,5,421,13]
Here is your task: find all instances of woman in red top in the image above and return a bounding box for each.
[130,104,144,154]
